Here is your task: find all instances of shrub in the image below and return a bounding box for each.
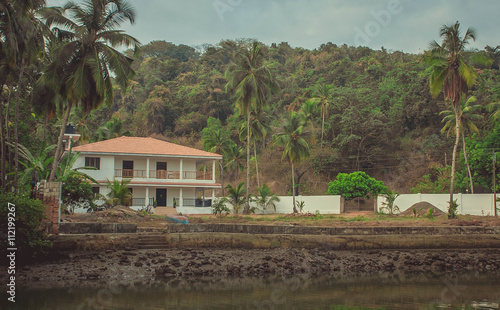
[327,171,388,200]
[0,191,51,260]
[61,171,96,213]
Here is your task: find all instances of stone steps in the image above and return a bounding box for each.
[137,233,170,249]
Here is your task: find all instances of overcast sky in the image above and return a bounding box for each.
[47,0,499,54]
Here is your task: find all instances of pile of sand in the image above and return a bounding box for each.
[399,201,445,217]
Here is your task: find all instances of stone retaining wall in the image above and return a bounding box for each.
[165,223,500,235]
[59,222,137,234]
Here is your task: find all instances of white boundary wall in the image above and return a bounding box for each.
[178,195,344,215]
[377,193,499,216]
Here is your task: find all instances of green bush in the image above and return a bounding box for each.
[0,191,51,260]
[327,171,388,200]
[61,171,96,213]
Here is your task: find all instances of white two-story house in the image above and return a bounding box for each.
[71,136,222,214]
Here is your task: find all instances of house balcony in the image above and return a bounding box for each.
[114,169,214,181]
[131,197,155,207]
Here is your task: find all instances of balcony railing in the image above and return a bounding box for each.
[149,170,180,179]
[115,169,147,178]
[115,169,212,181]
[132,198,155,206]
[183,171,212,180]
[175,198,212,207]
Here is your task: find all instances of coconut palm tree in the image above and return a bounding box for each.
[252,183,280,213]
[238,111,271,188]
[1,0,47,191]
[225,41,277,214]
[203,127,234,196]
[40,0,140,182]
[106,178,132,206]
[425,21,490,217]
[440,96,483,193]
[224,144,245,180]
[274,112,311,213]
[9,141,54,188]
[225,182,246,214]
[312,83,333,146]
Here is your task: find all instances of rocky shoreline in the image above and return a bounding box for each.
[7,247,500,289]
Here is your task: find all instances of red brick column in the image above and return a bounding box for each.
[41,181,61,235]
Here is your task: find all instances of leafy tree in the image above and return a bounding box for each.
[225,182,246,213]
[106,178,132,206]
[425,21,490,217]
[275,112,311,213]
[225,41,277,214]
[61,171,96,213]
[327,171,387,201]
[40,0,140,182]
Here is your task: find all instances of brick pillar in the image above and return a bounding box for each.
[41,181,62,235]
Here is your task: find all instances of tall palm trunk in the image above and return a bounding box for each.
[462,134,474,194]
[449,110,460,218]
[243,107,251,214]
[254,141,260,188]
[4,82,12,187]
[13,56,26,192]
[321,107,325,147]
[219,161,225,196]
[49,100,73,182]
[292,162,297,213]
[0,100,5,189]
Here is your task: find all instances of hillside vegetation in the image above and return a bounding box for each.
[4,37,500,196]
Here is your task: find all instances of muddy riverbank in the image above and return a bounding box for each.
[6,247,500,289]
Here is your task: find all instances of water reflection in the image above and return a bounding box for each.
[3,272,500,310]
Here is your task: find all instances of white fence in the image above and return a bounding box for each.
[377,193,499,216]
[177,195,344,215]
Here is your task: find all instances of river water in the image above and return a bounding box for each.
[4,272,500,309]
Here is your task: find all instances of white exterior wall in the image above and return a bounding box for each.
[183,159,196,173]
[74,155,114,181]
[377,193,499,216]
[178,195,343,215]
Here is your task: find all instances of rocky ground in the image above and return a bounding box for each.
[7,248,500,289]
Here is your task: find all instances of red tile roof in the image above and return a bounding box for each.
[72,137,222,158]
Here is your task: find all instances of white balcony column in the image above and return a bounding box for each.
[180,159,184,180]
[212,189,215,202]
[212,160,216,181]
[145,187,149,206]
[146,157,150,179]
[179,188,183,207]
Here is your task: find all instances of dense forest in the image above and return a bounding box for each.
[2,0,500,201]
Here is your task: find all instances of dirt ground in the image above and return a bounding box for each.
[62,206,500,228]
[8,248,500,289]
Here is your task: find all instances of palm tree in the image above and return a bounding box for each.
[225,182,246,214]
[275,112,311,213]
[9,141,55,188]
[440,96,483,193]
[203,127,234,196]
[238,112,271,188]
[488,101,500,122]
[224,144,245,180]
[225,41,277,214]
[252,183,280,213]
[1,0,47,191]
[425,21,490,217]
[106,178,132,206]
[312,83,333,146]
[40,0,140,182]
